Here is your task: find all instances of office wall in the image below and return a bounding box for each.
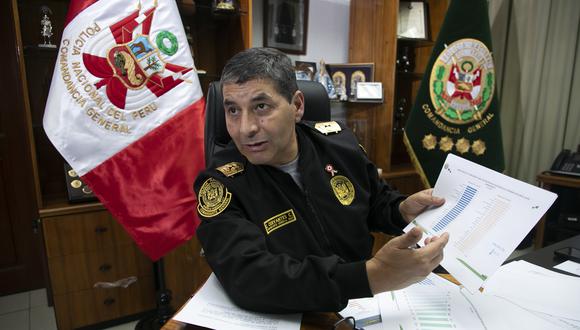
[252,0,350,64]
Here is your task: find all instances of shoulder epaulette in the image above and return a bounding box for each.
[216,162,244,177]
[314,121,342,135]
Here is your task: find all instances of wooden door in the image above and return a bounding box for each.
[0,0,45,295]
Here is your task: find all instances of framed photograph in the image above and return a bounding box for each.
[356,82,383,101]
[294,60,317,81]
[264,0,309,55]
[397,1,429,40]
[326,63,374,101]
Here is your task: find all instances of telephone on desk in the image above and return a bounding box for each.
[550,146,580,177]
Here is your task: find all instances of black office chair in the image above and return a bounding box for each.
[204,80,331,166]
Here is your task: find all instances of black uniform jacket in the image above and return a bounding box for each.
[194,121,407,313]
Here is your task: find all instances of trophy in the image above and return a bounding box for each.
[396,45,414,73]
[39,6,57,48]
[213,0,237,14]
[393,98,407,134]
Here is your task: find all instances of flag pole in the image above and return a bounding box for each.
[135,258,173,330]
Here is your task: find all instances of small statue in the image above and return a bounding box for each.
[215,0,235,11]
[39,6,56,48]
[315,60,337,100]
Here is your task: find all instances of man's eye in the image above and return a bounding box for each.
[226,107,239,115]
[256,103,270,112]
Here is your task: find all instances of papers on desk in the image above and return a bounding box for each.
[341,266,579,330]
[555,260,580,276]
[482,260,580,326]
[172,273,302,330]
[404,154,557,292]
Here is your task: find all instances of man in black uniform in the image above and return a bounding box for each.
[194,48,449,313]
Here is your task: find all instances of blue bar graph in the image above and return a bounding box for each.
[432,186,477,232]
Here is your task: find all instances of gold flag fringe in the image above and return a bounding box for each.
[403,132,431,189]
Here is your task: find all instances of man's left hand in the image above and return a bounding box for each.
[399,188,445,223]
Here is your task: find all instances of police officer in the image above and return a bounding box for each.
[194,47,449,313]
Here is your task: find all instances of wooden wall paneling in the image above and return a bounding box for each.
[239,0,252,49]
[348,0,399,172]
[0,0,45,295]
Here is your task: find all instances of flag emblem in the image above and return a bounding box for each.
[82,2,193,111]
[429,38,495,124]
[44,0,206,260]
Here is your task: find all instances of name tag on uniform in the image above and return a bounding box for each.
[263,209,297,234]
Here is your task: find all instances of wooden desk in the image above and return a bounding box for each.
[534,172,580,249]
[162,311,342,330]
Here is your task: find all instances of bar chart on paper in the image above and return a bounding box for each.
[381,289,485,330]
[432,185,477,232]
[403,154,557,293]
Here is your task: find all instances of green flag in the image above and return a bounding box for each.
[404,0,504,188]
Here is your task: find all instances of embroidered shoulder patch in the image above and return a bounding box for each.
[314,121,342,135]
[197,178,232,217]
[216,162,244,177]
[263,209,297,235]
[330,175,355,206]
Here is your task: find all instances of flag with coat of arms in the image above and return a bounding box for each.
[404,0,504,188]
[43,0,205,260]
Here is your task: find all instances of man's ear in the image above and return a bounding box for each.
[292,90,305,123]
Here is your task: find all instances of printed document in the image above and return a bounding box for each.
[172,273,302,330]
[378,271,564,330]
[404,154,557,292]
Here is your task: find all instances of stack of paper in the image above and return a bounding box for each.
[341,266,579,330]
[482,260,580,329]
[173,273,302,330]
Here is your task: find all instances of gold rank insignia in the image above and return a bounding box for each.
[315,121,342,135]
[216,162,244,177]
[330,175,355,206]
[197,178,232,217]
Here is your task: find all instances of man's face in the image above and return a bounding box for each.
[223,79,304,166]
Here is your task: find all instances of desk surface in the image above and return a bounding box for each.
[162,238,580,330]
[513,234,580,277]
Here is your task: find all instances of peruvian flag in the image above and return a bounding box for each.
[43,0,205,260]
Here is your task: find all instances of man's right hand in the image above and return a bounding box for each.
[365,227,449,294]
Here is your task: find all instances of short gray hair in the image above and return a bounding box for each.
[220,47,298,103]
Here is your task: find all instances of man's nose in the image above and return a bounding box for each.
[239,110,258,137]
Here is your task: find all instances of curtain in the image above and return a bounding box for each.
[489,0,580,184]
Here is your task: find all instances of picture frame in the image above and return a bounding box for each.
[325,63,375,101]
[264,0,309,55]
[356,82,383,101]
[397,1,430,40]
[294,60,317,81]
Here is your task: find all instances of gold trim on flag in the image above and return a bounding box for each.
[403,132,431,189]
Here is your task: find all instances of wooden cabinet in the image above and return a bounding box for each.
[43,210,156,329]
[4,0,251,328]
[348,0,447,195]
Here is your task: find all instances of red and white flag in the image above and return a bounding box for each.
[43,0,205,260]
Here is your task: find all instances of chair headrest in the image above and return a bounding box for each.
[204,80,331,166]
